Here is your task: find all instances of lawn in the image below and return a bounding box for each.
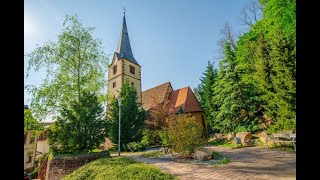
[62,156,177,180]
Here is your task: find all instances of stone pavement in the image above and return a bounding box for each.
[127,146,296,180]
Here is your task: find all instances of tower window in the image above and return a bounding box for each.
[129,65,135,74]
[131,82,134,86]
[113,65,117,75]
[113,82,116,88]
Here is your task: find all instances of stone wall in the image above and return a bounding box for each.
[46,151,109,180]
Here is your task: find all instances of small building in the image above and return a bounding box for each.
[142,82,208,134]
[24,131,38,171]
[35,122,52,161]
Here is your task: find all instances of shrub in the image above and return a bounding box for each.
[30,166,40,179]
[141,129,151,147]
[159,128,170,147]
[167,114,206,156]
[126,142,146,152]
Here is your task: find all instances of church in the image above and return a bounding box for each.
[107,13,207,133]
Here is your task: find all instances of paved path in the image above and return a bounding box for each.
[127,146,296,180]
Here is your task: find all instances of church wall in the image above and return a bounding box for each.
[123,60,141,80]
[108,59,123,80]
[107,75,122,99]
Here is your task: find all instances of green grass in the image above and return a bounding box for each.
[62,156,177,180]
[141,151,164,158]
[211,151,231,168]
[209,140,240,148]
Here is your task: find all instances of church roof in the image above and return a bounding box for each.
[116,15,139,65]
[142,82,171,110]
[168,87,203,113]
[141,82,203,113]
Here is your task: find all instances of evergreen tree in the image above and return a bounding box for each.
[211,42,247,133]
[195,61,218,132]
[268,30,296,132]
[106,80,146,151]
[48,91,105,153]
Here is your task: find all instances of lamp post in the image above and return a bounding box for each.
[118,96,122,156]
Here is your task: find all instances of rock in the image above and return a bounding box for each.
[193,148,213,161]
[214,133,225,142]
[160,147,164,153]
[257,132,270,145]
[227,132,236,140]
[160,147,171,153]
[236,132,252,146]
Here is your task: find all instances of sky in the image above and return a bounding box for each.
[24,0,250,105]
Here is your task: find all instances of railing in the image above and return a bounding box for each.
[37,154,49,180]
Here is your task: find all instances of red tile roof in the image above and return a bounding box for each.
[142,82,203,113]
[168,87,203,113]
[142,82,171,110]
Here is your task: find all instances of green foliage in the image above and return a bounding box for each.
[106,80,146,151]
[210,151,231,167]
[126,142,146,152]
[25,14,108,120]
[62,156,177,180]
[142,151,164,158]
[197,61,218,130]
[167,114,206,156]
[159,128,170,147]
[141,129,162,146]
[141,129,151,147]
[49,149,109,158]
[47,91,106,153]
[24,109,43,131]
[209,140,239,149]
[211,151,223,159]
[30,166,40,179]
[195,0,295,133]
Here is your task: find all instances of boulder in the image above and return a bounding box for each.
[236,132,252,146]
[257,132,270,144]
[160,147,171,153]
[214,133,225,142]
[227,132,236,140]
[193,148,213,161]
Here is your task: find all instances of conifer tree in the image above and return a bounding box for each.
[106,80,146,150]
[48,91,105,153]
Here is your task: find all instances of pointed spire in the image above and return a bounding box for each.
[116,13,139,65]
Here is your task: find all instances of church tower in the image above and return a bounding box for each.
[107,14,142,103]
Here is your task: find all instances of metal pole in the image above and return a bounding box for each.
[118,102,121,156]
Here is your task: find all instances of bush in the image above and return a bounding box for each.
[62,156,177,180]
[159,129,170,147]
[141,129,150,147]
[126,142,146,152]
[167,114,206,156]
[142,129,162,146]
[30,166,40,179]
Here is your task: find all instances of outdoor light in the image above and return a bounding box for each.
[118,96,122,156]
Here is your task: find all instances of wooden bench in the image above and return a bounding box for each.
[266,133,296,151]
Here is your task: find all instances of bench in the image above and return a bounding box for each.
[266,133,296,151]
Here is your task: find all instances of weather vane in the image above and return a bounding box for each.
[122,6,127,16]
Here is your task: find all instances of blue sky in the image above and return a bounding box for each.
[24,0,250,105]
